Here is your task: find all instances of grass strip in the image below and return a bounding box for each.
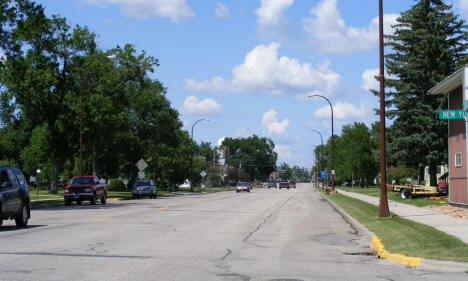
[338,186,447,207]
[317,187,468,262]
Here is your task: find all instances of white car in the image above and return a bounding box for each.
[236,182,251,193]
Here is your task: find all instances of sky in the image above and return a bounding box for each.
[35,0,468,168]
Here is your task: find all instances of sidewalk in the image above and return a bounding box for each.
[337,189,468,244]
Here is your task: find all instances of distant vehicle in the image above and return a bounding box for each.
[268,180,276,188]
[0,165,30,227]
[132,180,157,199]
[279,180,290,189]
[236,182,251,193]
[288,181,296,189]
[64,176,108,205]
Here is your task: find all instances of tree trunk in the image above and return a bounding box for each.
[92,143,99,176]
[49,153,59,194]
[429,163,437,187]
[418,166,425,185]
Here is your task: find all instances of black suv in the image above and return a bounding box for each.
[0,165,30,227]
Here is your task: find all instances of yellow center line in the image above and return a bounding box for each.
[157,207,168,211]
[92,217,112,222]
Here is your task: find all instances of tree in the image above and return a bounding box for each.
[334,122,378,186]
[381,0,467,185]
[0,1,98,193]
[221,135,277,181]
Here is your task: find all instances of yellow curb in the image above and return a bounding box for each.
[92,217,112,222]
[371,236,423,267]
[157,207,168,211]
[108,198,122,201]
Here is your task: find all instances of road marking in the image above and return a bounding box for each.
[194,201,201,204]
[157,207,168,211]
[92,218,112,222]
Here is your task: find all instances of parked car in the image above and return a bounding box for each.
[132,180,157,199]
[0,165,30,227]
[279,180,290,189]
[64,176,108,205]
[236,182,251,193]
[288,181,296,189]
[268,180,277,188]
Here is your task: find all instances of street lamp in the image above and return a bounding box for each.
[79,53,116,176]
[308,129,324,189]
[308,94,335,191]
[190,118,210,192]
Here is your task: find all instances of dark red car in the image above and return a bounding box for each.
[288,181,296,189]
[64,176,108,205]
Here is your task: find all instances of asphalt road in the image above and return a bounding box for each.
[0,183,465,281]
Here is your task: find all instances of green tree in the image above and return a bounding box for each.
[381,0,467,185]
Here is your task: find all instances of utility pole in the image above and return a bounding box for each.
[378,0,390,217]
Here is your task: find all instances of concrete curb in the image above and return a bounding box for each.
[317,187,468,273]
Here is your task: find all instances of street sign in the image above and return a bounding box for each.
[439,110,467,119]
[138,171,145,179]
[136,159,148,171]
[320,171,325,179]
[200,170,207,178]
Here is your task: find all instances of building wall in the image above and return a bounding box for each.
[448,87,468,205]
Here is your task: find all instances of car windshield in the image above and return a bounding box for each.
[70,177,94,184]
[134,181,150,187]
[237,182,248,186]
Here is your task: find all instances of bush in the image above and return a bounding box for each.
[108,178,126,190]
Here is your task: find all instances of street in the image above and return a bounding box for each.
[0,184,465,281]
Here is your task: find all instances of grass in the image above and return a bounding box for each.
[337,186,447,207]
[317,187,468,262]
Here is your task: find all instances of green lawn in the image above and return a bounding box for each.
[317,187,468,262]
[338,186,447,207]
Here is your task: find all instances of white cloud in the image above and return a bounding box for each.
[274,144,293,160]
[361,68,379,92]
[261,110,290,136]
[460,0,468,14]
[215,2,230,19]
[313,102,367,120]
[256,0,294,35]
[84,0,194,21]
[181,96,221,116]
[185,42,340,97]
[302,0,398,55]
[233,127,253,138]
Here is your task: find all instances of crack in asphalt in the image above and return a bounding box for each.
[221,248,232,260]
[242,192,297,248]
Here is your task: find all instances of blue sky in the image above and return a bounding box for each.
[36,0,467,167]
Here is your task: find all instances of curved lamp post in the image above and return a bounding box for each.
[190,118,210,192]
[309,95,334,191]
[308,129,324,188]
[79,54,116,176]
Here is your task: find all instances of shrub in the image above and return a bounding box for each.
[109,178,126,190]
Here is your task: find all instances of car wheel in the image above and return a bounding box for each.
[131,194,135,199]
[236,190,239,193]
[101,193,107,204]
[247,189,250,192]
[287,187,289,190]
[15,203,29,227]
[90,193,97,205]
[64,199,72,205]
[77,199,82,205]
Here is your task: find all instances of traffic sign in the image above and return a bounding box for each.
[439,110,466,119]
[200,170,207,178]
[320,171,325,179]
[138,171,145,179]
[136,159,148,171]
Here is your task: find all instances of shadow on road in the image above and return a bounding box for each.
[0,225,46,232]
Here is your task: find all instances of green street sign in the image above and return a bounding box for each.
[439,110,467,120]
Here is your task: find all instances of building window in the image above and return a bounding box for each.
[455,152,462,167]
